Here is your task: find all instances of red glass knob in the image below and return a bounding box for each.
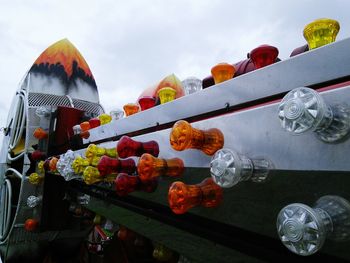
[115,173,140,196]
[138,96,156,111]
[89,117,101,128]
[117,136,159,158]
[168,178,223,214]
[170,120,224,155]
[250,44,279,69]
[97,156,136,177]
[137,153,184,182]
[31,150,46,161]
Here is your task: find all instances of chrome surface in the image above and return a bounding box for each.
[84,37,350,143]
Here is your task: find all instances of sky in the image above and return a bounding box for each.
[0,0,349,137]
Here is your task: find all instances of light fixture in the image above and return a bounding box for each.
[138,96,156,111]
[211,63,235,84]
[249,44,279,69]
[98,113,112,125]
[170,120,224,155]
[97,156,136,176]
[117,136,159,158]
[123,103,140,116]
[137,153,184,182]
[158,87,177,104]
[303,18,340,50]
[181,77,203,95]
[277,195,350,256]
[168,178,223,214]
[210,148,271,188]
[278,87,350,143]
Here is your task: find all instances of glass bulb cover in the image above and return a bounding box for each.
[211,63,235,84]
[210,148,253,188]
[33,127,48,140]
[277,203,326,256]
[27,195,41,208]
[250,44,279,69]
[97,156,136,177]
[158,87,177,104]
[56,150,80,181]
[115,173,140,196]
[117,136,159,158]
[278,87,329,134]
[123,103,140,116]
[138,96,156,111]
[303,18,340,50]
[110,109,124,120]
[89,117,101,128]
[182,77,203,95]
[99,113,112,125]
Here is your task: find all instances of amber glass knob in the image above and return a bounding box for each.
[168,178,223,214]
[137,153,184,182]
[97,156,136,177]
[211,63,235,84]
[123,103,140,116]
[117,136,159,158]
[170,120,224,155]
[33,127,48,140]
[85,144,117,161]
[303,18,340,50]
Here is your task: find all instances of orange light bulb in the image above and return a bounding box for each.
[211,63,235,84]
[170,120,224,155]
[137,153,184,182]
[123,103,140,116]
[158,87,177,104]
[33,127,48,140]
[303,18,340,50]
[168,178,223,214]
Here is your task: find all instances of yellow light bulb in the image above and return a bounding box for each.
[303,18,340,50]
[158,87,177,104]
[98,113,112,125]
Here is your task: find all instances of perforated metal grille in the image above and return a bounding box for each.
[72,98,104,115]
[28,93,104,115]
[28,93,72,107]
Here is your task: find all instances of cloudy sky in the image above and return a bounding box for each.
[0,0,349,134]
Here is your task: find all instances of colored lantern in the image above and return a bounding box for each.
[170,120,224,155]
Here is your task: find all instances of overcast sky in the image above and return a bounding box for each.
[0,0,349,134]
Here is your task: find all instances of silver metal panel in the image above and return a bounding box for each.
[86,85,350,172]
[84,38,350,143]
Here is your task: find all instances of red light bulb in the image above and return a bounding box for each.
[97,156,136,177]
[117,136,159,158]
[138,96,156,111]
[168,178,223,214]
[115,173,140,196]
[31,150,46,161]
[89,117,101,128]
[24,218,39,232]
[249,44,279,69]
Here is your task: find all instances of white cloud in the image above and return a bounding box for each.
[1,0,350,147]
